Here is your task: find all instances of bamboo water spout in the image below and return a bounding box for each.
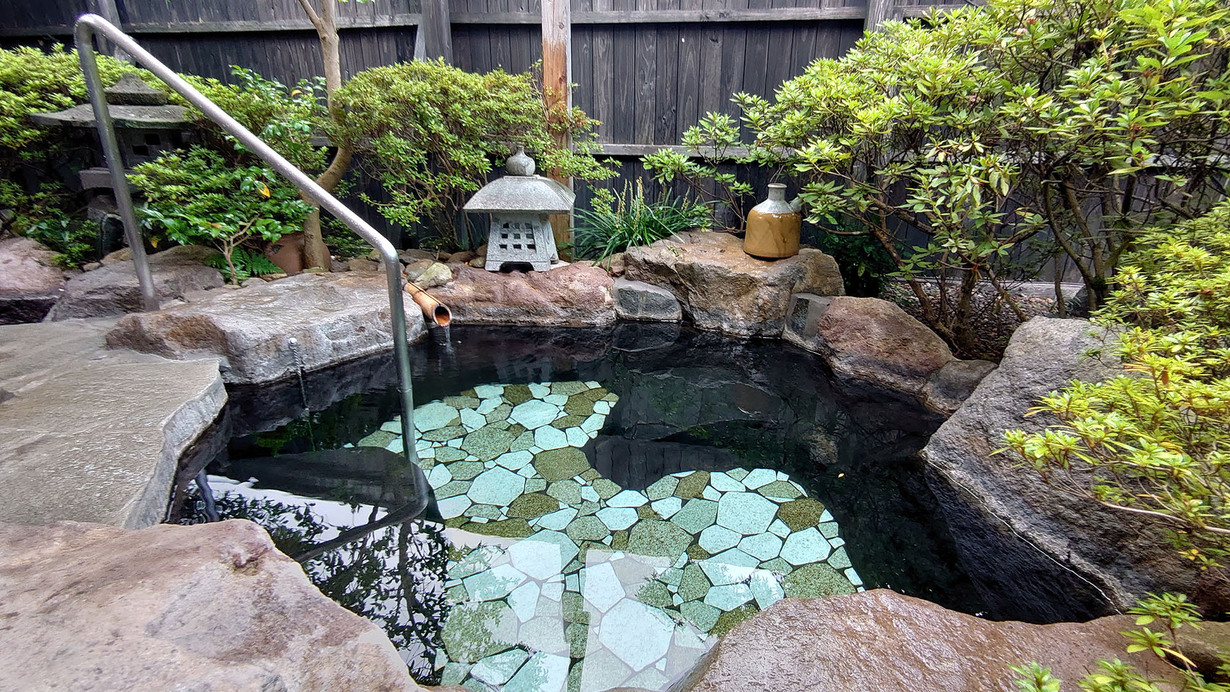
[405,281,451,327]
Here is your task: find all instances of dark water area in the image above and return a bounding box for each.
[176,323,1110,634]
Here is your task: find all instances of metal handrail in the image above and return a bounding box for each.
[75,13,420,467]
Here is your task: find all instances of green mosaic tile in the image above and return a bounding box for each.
[435,446,468,463]
[534,447,591,482]
[449,461,485,480]
[461,427,515,460]
[628,519,693,558]
[635,580,673,609]
[444,395,481,410]
[776,497,827,532]
[357,429,397,448]
[673,471,710,500]
[547,479,583,504]
[507,492,560,519]
[680,600,721,632]
[436,480,473,498]
[503,384,533,405]
[463,518,535,538]
[424,424,467,442]
[828,546,852,570]
[566,515,610,542]
[579,468,601,482]
[758,480,803,500]
[711,602,759,637]
[592,478,621,500]
[484,403,512,424]
[677,563,711,602]
[551,414,588,430]
[782,563,855,598]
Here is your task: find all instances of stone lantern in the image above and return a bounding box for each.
[463,147,574,272]
[30,74,191,192]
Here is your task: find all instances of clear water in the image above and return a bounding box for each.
[184,324,1106,690]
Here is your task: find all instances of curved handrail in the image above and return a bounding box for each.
[74,13,420,468]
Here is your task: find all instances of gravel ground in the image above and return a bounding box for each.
[880,280,1077,361]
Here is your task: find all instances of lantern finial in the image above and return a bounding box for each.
[506,146,535,176]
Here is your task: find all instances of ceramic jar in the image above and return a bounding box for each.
[743,183,801,259]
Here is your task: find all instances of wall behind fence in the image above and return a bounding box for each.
[2,0,971,246]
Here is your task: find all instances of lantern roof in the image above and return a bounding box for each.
[29,74,188,130]
[463,149,576,214]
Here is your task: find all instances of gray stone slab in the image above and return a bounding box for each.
[612,278,682,323]
[0,320,224,528]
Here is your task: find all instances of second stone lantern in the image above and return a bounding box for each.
[463,147,574,272]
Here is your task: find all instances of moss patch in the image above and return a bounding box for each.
[777,497,827,532]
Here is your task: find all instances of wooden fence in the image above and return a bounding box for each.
[1,0,970,241]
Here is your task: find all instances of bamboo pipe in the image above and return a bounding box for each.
[405,281,451,327]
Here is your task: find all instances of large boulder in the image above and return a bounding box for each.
[679,590,1184,692]
[0,519,425,691]
[623,231,844,337]
[0,237,66,324]
[922,317,1228,613]
[429,262,616,327]
[45,244,224,320]
[784,294,994,413]
[106,272,427,384]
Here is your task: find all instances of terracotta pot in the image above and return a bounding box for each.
[744,183,800,259]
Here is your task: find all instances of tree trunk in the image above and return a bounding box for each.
[297,0,352,270]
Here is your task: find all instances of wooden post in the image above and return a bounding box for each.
[542,0,573,259]
[415,0,454,63]
[865,0,894,32]
[87,0,129,60]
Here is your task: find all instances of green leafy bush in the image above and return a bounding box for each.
[0,46,155,229]
[332,59,611,244]
[654,0,1230,356]
[572,180,711,263]
[1014,593,1228,691]
[809,222,898,297]
[130,147,311,284]
[24,213,97,268]
[642,113,755,229]
[1002,201,1230,566]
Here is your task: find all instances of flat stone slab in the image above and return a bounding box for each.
[106,272,428,384]
[680,590,1184,692]
[623,231,844,337]
[0,519,424,691]
[0,319,224,528]
[429,262,616,327]
[612,277,682,322]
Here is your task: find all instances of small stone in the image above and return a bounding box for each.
[450,461,485,480]
[465,518,534,538]
[444,395,481,410]
[782,563,855,598]
[749,570,785,610]
[698,525,741,554]
[565,427,589,447]
[768,519,792,537]
[510,399,560,430]
[461,427,515,461]
[503,384,533,405]
[529,383,551,398]
[507,536,568,580]
[424,424,467,442]
[547,479,583,504]
[470,648,529,687]
[580,561,625,612]
[484,402,513,424]
[536,507,578,531]
[474,384,504,399]
[708,472,745,493]
[636,581,673,609]
[504,652,570,692]
[437,495,472,519]
[357,429,397,448]
[436,480,473,498]
[741,468,777,489]
[598,599,675,672]
[702,486,721,501]
[580,486,600,503]
[818,521,840,539]
[460,408,486,431]
[507,581,541,623]
[415,401,461,431]
[699,549,759,585]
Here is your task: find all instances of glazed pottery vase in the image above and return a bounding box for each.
[743,183,800,259]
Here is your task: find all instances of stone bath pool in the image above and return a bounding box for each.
[182,324,1101,690]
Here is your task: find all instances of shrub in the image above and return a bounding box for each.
[24,212,99,268]
[642,113,756,229]
[1001,201,1230,567]
[653,0,1230,356]
[129,147,311,284]
[0,45,154,230]
[332,59,611,245]
[572,180,711,263]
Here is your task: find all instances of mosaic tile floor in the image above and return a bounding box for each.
[350,380,863,691]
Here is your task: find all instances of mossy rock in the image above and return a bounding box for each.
[463,518,534,538]
[503,384,533,405]
[782,563,856,598]
[507,492,560,519]
[776,497,827,532]
[674,471,710,500]
[711,602,759,638]
[534,447,592,482]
